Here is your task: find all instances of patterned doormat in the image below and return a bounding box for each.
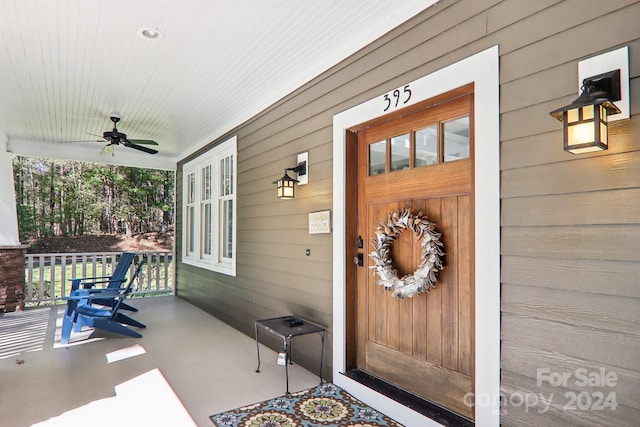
[210,383,403,427]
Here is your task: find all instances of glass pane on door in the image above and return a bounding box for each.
[391,133,410,171]
[369,140,386,176]
[444,115,470,161]
[415,125,438,167]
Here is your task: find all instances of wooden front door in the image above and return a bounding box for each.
[349,86,475,419]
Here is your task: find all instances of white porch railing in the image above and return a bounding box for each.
[24,251,174,306]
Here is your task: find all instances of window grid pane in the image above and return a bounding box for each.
[201,165,211,201]
[229,156,232,194]
[186,172,196,254]
[220,155,234,196]
[390,133,410,171]
[202,203,212,255]
[369,140,386,176]
[414,125,438,167]
[219,154,234,261]
[187,173,195,204]
[443,115,470,162]
[187,206,195,253]
[221,199,233,259]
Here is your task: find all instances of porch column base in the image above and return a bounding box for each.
[0,245,28,312]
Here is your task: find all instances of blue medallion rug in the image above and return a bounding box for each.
[210,383,403,427]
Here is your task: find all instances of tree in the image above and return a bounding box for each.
[12,157,174,241]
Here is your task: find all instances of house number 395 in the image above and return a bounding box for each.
[382,85,412,112]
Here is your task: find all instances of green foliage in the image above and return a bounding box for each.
[13,157,175,240]
[27,280,52,305]
[17,204,38,237]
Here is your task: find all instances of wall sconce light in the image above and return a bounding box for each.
[272,152,308,199]
[549,46,629,154]
[549,70,621,154]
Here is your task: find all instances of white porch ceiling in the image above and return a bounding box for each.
[0,0,437,170]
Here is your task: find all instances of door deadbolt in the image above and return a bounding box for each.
[353,253,364,266]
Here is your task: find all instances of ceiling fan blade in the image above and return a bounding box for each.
[58,139,104,143]
[128,139,159,146]
[126,142,158,154]
[57,132,106,144]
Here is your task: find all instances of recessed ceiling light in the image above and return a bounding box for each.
[138,27,164,40]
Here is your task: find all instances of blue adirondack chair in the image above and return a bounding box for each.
[69,252,138,312]
[61,261,146,344]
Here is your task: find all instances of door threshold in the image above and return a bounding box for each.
[342,369,474,427]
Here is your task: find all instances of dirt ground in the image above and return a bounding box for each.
[27,231,174,253]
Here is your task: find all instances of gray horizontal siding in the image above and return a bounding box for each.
[175,0,640,424]
[497,0,640,425]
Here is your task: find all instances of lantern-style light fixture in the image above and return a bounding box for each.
[273,157,307,199]
[549,70,621,154]
[273,168,299,199]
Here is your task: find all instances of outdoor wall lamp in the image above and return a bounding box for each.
[273,152,308,199]
[549,47,629,154]
[549,70,621,154]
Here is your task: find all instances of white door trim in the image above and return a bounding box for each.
[332,45,500,426]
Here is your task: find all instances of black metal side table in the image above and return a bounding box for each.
[254,315,326,394]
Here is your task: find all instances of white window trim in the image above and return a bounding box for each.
[182,135,237,276]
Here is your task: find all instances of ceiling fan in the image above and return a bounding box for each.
[97,115,159,155]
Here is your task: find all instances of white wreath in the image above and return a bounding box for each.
[369,208,445,298]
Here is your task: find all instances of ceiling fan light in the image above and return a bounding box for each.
[100,145,114,155]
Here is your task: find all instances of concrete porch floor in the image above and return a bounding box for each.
[0,296,322,426]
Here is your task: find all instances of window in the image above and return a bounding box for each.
[367,114,470,176]
[182,135,237,276]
